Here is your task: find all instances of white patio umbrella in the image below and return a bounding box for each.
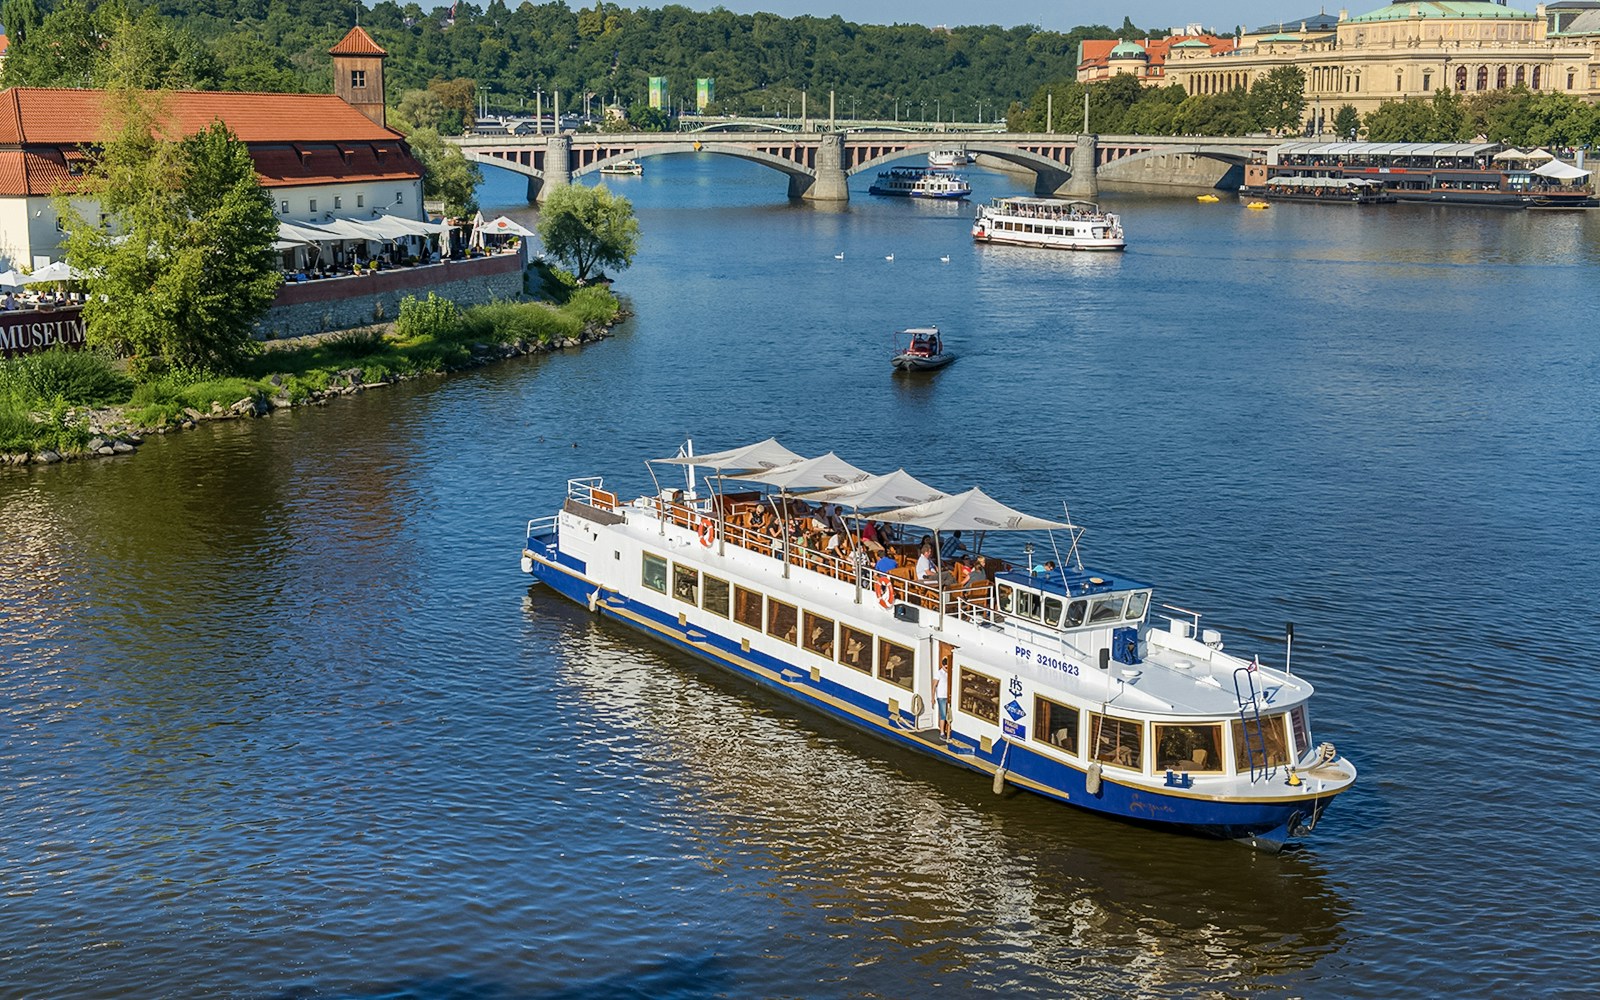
[22,260,80,284]
[1527,148,1556,162]
[1492,148,1531,163]
[0,269,24,288]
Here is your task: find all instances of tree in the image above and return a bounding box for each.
[536,183,640,282]
[406,125,483,218]
[1,0,43,47]
[60,92,281,375]
[1,0,102,88]
[1332,103,1360,140]
[1249,66,1306,134]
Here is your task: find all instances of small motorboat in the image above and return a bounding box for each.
[1196,193,1220,203]
[891,326,955,372]
[1246,201,1271,210]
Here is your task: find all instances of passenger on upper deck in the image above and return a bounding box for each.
[875,552,899,574]
[916,543,938,582]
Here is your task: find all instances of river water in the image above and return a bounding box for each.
[3,156,1598,998]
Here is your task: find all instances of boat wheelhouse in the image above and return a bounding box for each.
[868,166,973,200]
[520,440,1356,849]
[972,197,1126,251]
[1243,141,1596,209]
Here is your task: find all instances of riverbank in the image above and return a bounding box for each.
[0,277,624,467]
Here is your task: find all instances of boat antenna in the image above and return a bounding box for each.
[1046,530,1068,582]
[684,437,696,499]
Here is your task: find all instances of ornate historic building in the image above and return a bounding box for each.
[1081,3,1600,130]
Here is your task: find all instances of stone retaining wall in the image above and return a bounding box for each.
[258,254,527,339]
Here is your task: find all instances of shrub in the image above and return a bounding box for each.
[565,286,621,327]
[0,402,37,452]
[0,349,132,407]
[394,292,462,342]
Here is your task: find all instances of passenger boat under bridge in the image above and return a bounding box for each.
[520,440,1356,849]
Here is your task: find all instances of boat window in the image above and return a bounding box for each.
[1124,591,1150,621]
[767,599,798,645]
[1290,705,1311,758]
[997,584,1014,615]
[959,668,1001,722]
[1155,724,1224,773]
[1035,696,1079,754]
[1064,600,1087,627]
[802,611,835,658]
[1015,589,1043,621]
[1043,596,1064,626]
[642,553,668,594]
[878,639,914,690]
[840,626,873,673]
[733,586,763,629]
[1088,594,1127,624]
[702,575,730,618]
[1231,715,1291,768]
[1090,713,1144,771]
[672,564,699,604]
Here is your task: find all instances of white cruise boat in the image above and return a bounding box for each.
[927,145,974,170]
[520,440,1356,850]
[869,166,972,200]
[598,158,643,175]
[972,196,1126,251]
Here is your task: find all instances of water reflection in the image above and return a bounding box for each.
[533,589,1347,993]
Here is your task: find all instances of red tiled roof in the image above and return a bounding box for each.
[0,88,421,196]
[329,26,386,57]
[1080,35,1235,73]
[0,87,405,145]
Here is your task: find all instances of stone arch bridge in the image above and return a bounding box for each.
[448,132,1282,203]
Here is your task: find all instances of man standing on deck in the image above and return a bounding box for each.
[935,657,952,739]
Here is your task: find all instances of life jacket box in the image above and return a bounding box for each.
[1112,626,1139,665]
[893,603,920,623]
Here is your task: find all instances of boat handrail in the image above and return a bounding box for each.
[526,515,558,539]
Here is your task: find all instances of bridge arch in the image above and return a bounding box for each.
[463,149,543,181]
[688,121,800,134]
[1103,145,1256,171]
[568,143,813,183]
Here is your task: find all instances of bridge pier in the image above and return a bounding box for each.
[796,133,848,202]
[1060,134,1099,200]
[531,135,572,203]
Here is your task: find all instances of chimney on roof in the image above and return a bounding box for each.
[330,25,388,128]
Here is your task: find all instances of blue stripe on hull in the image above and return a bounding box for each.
[526,542,1331,845]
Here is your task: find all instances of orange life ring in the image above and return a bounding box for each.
[697,517,715,547]
[874,573,896,609]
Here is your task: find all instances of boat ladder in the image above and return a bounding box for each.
[1232,664,1274,782]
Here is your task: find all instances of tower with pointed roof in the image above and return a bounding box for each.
[330,25,387,128]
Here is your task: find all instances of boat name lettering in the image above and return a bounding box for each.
[1015,646,1079,676]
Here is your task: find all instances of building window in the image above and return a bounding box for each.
[395,191,403,204]
[1231,714,1292,768]
[1532,66,1541,90]
[879,639,914,690]
[1568,72,1576,90]
[309,198,318,213]
[334,195,342,210]
[1516,66,1526,86]
[351,69,366,89]
[702,575,730,618]
[1035,696,1079,754]
[672,563,699,605]
[280,200,289,214]
[1091,713,1144,771]
[1422,72,1432,91]
[801,611,835,658]
[766,599,797,645]
[839,625,873,673]
[357,195,365,208]
[1497,66,1507,89]
[1476,66,1488,91]
[732,586,762,629]
[958,667,999,721]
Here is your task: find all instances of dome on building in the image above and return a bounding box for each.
[1109,40,1150,60]
[1347,1,1535,23]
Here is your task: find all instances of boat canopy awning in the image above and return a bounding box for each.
[873,487,1071,532]
[1532,158,1589,179]
[1274,140,1499,158]
[801,468,946,508]
[652,437,805,471]
[725,451,873,490]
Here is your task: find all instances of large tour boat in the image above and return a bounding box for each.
[520,440,1356,850]
[868,166,972,199]
[1243,140,1596,209]
[972,197,1126,251]
[927,145,975,170]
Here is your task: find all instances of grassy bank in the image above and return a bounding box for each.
[0,282,621,457]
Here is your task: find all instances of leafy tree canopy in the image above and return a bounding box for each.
[405,125,483,218]
[536,183,640,282]
[60,93,281,376]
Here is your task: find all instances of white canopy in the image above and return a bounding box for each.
[652,437,805,471]
[1527,148,1556,162]
[314,218,389,241]
[726,451,873,490]
[22,260,81,284]
[874,486,1071,532]
[800,468,946,509]
[278,221,338,243]
[1532,158,1590,180]
[1492,148,1533,162]
[479,215,536,239]
[0,269,23,288]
